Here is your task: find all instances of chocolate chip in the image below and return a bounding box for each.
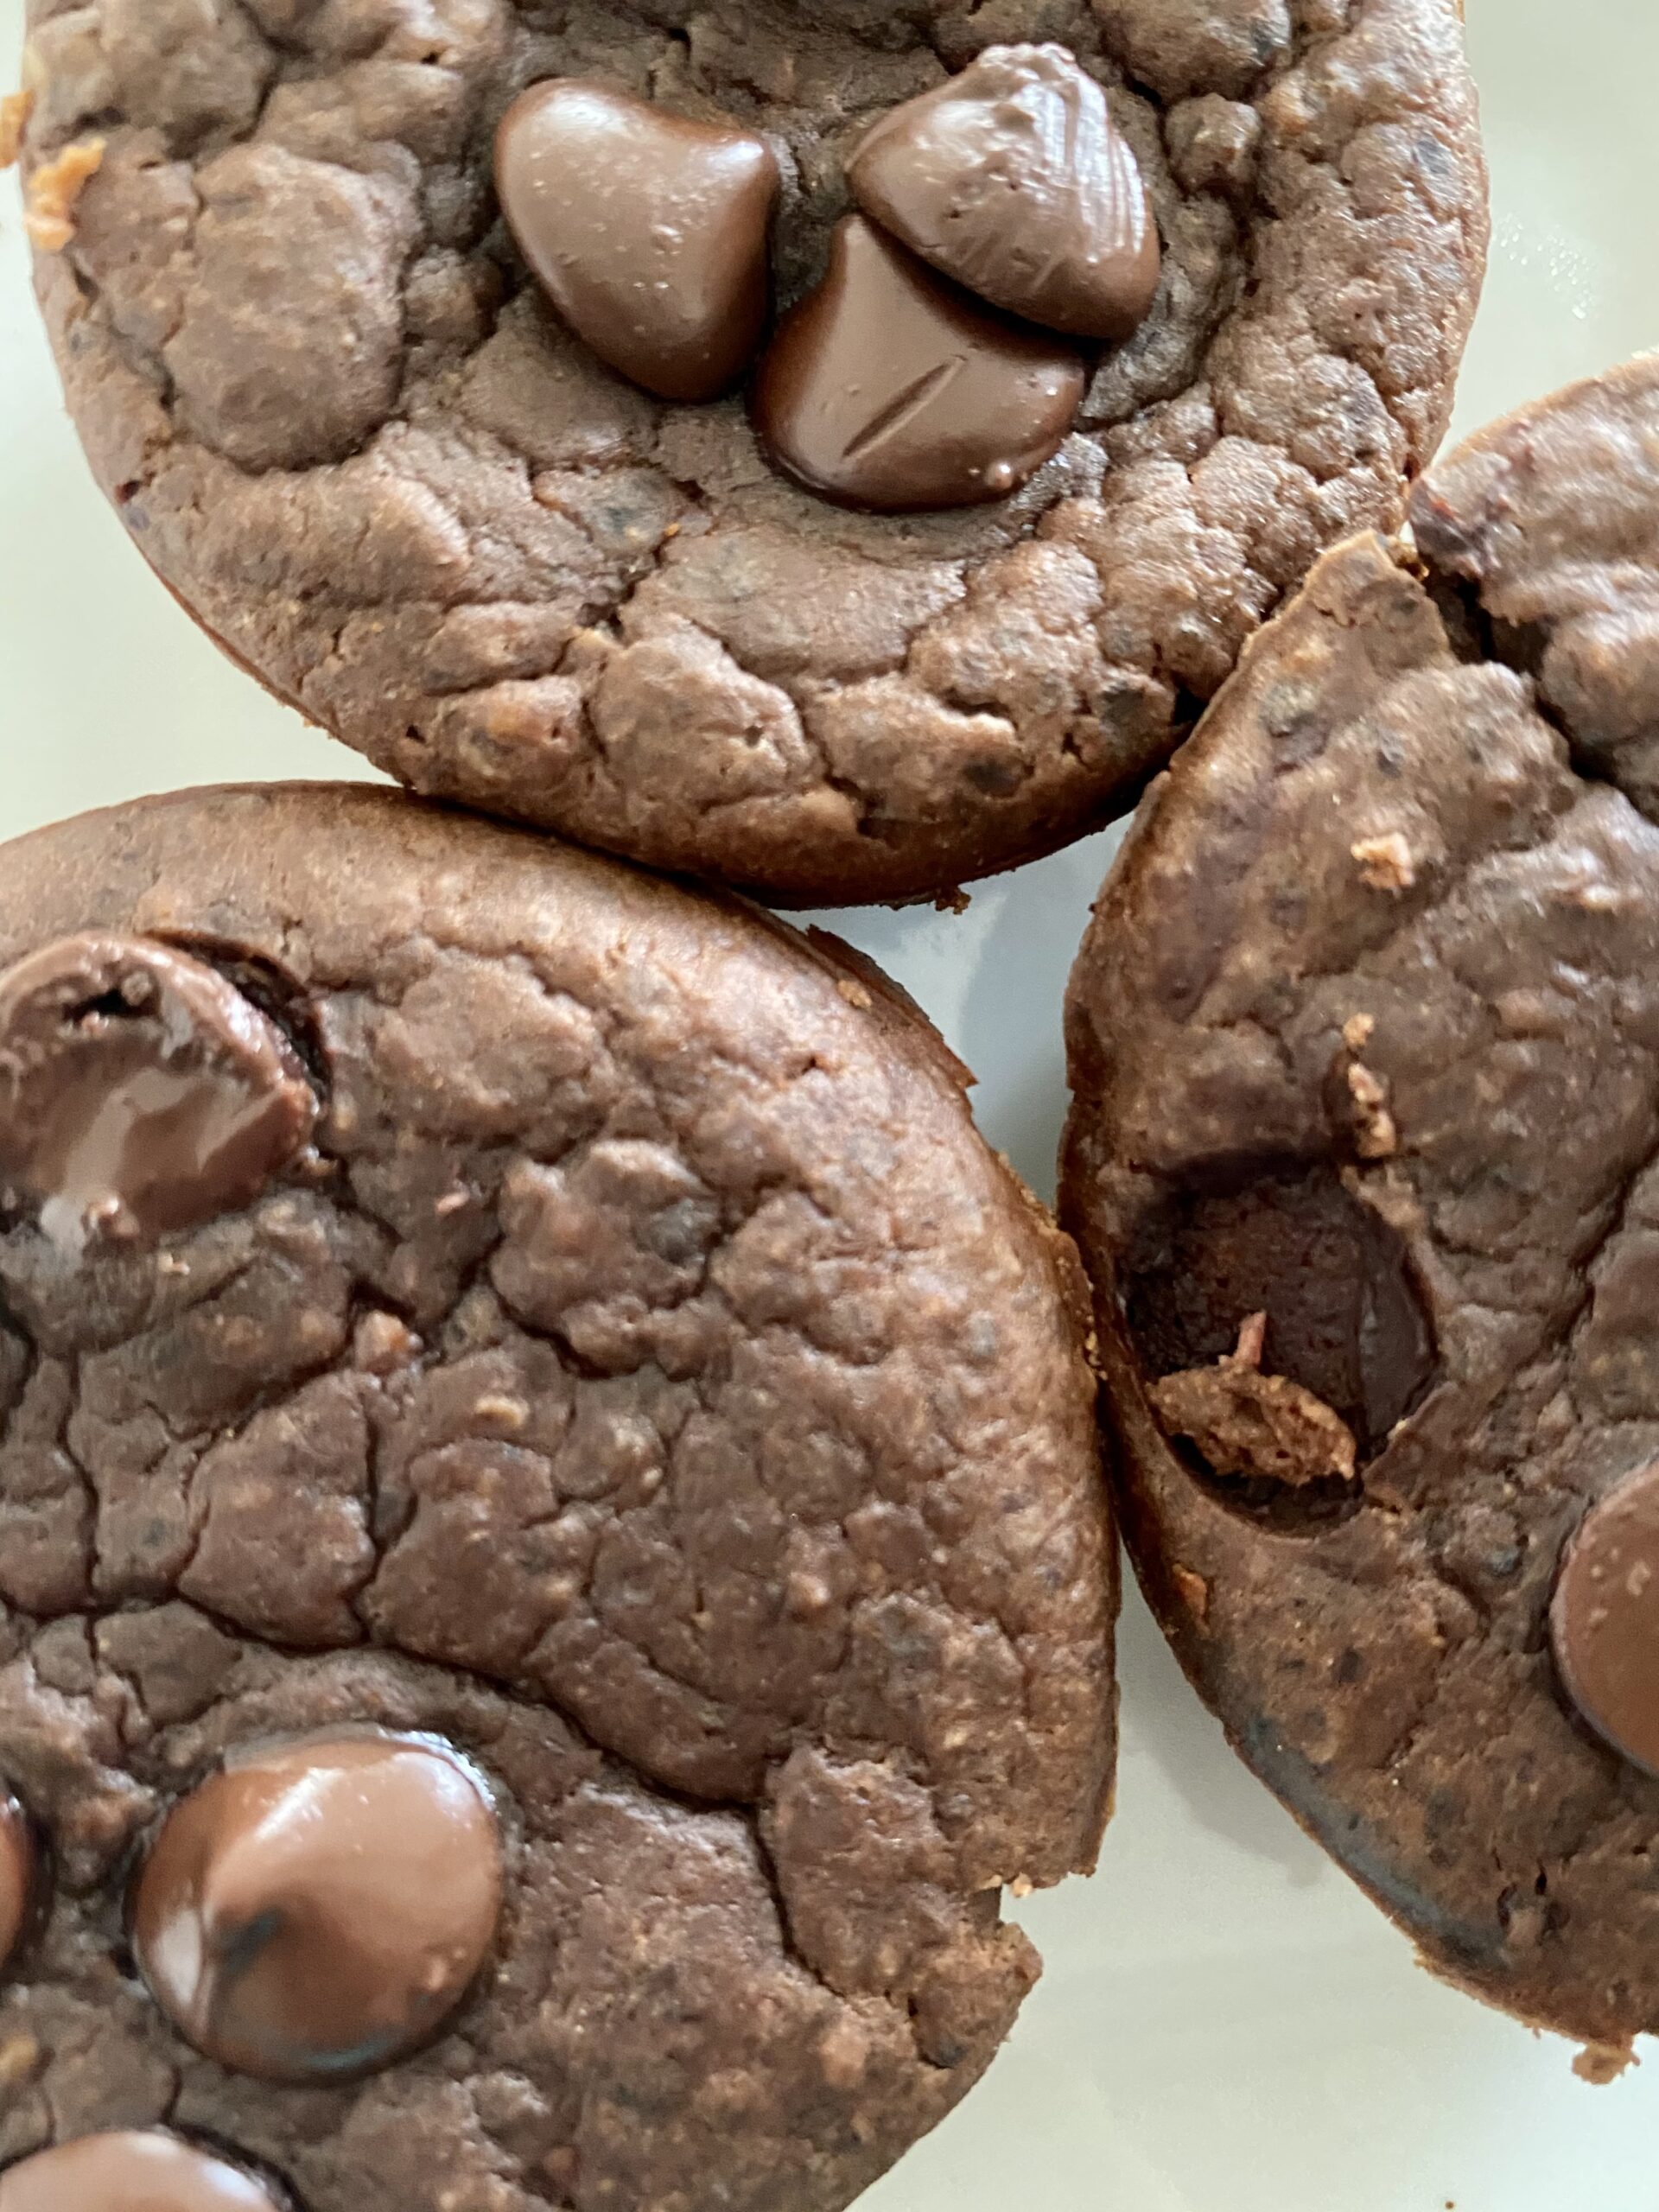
[0,935,318,1250]
[1122,1159,1436,1458]
[0,1793,36,1980]
[848,45,1160,343]
[0,2132,287,2211]
[1551,1465,1659,1777]
[130,1731,503,2083]
[495,79,779,404]
[753,215,1084,512]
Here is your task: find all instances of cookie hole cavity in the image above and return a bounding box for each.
[1122,1155,1438,1520]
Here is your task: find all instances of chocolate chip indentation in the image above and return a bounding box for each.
[1123,1159,1436,1461]
[1551,1465,1659,1777]
[0,1793,37,1980]
[753,215,1084,512]
[0,934,318,1250]
[0,2131,286,2211]
[495,79,779,404]
[130,1731,504,2084]
[849,43,1160,342]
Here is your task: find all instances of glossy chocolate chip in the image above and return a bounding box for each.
[0,1794,36,1979]
[496,79,779,403]
[130,1731,503,2083]
[1552,1465,1659,1776]
[848,44,1160,343]
[753,215,1084,512]
[0,935,317,1250]
[0,2132,286,2212]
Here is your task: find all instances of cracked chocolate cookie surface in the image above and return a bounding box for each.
[0,785,1113,2209]
[18,0,1484,904]
[1063,353,1659,2052]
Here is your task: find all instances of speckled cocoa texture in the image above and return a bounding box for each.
[18,0,1486,906]
[0,787,1114,2209]
[1062,353,1659,2054]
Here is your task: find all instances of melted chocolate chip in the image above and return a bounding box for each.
[130,1731,503,2084]
[849,44,1160,343]
[0,1794,36,1980]
[0,936,317,1250]
[0,2132,285,2212]
[1122,1159,1436,1459]
[496,79,779,403]
[753,215,1084,512]
[1552,1465,1659,1777]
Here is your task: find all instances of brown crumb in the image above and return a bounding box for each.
[817,2015,872,2091]
[1231,1309,1268,1370]
[933,886,971,916]
[1172,1564,1210,1621]
[1343,1012,1376,1052]
[1346,1061,1398,1160]
[473,1392,530,1433]
[1150,1313,1357,1487]
[0,87,34,170]
[1351,831,1416,892]
[353,1311,423,1376]
[1573,2039,1637,2086]
[23,134,105,251]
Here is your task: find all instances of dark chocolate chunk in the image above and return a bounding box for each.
[1552,1465,1659,1777]
[495,79,779,404]
[849,44,1160,342]
[753,215,1084,512]
[130,1731,504,2083]
[0,2132,286,2210]
[0,1792,35,1979]
[1122,1160,1435,1457]
[0,935,317,1249]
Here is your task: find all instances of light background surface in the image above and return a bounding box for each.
[2,3,1657,2204]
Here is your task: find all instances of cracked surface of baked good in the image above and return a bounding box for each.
[0,785,1113,2209]
[1063,354,1659,2050]
[17,0,1485,904]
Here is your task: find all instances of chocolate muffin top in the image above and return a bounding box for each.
[1063,353,1659,2055]
[0,785,1113,2209]
[16,0,1484,904]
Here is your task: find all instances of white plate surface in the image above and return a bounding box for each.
[3,4,1659,2205]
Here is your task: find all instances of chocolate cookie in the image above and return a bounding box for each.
[13,0,1485,904]
[1062,353,1659,2054]
[0,787,1113,2207]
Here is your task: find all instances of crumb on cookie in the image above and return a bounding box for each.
[1149,1313,1358,1488]
[23,136,105,252]
[1346,1061,1398,1160]
[1351,831,1417,892]
[1172,1564,1211,1621]
[1573,2040,1637,2087]
[0,87,34,171]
